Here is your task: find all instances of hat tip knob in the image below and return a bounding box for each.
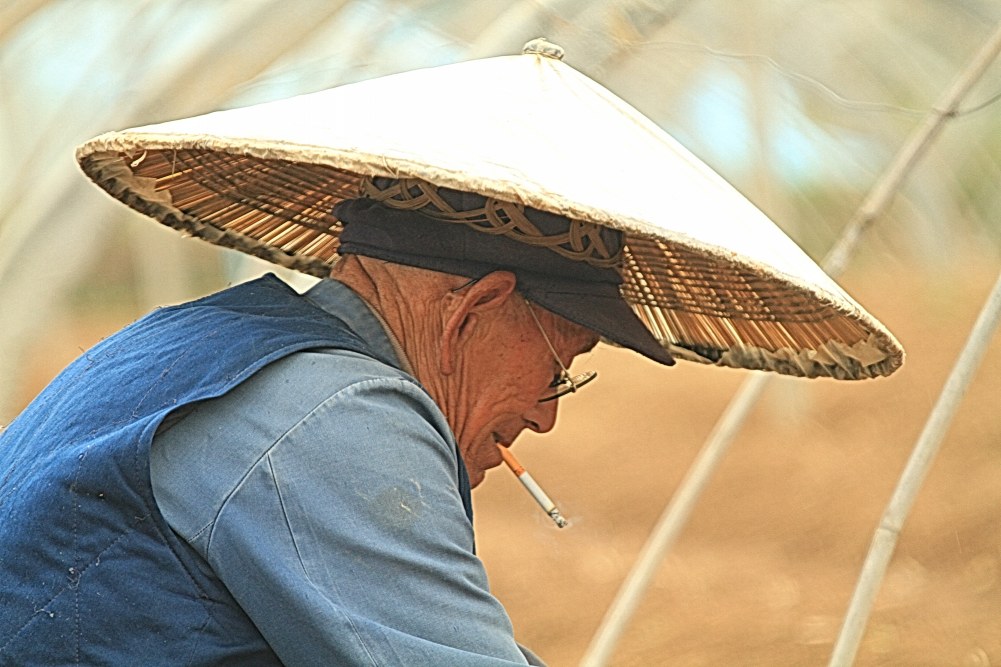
[522,37,565,60]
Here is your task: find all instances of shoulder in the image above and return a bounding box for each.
[150,348,455,546]
[154,346,447,465]
[258,347,419,401]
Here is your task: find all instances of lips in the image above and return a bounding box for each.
[490,434,506,458]
[491,426,523,447]
[482,433,511,470]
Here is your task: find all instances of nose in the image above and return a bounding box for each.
[524,398,558,433]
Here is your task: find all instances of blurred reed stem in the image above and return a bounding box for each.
[582,18,1001,667]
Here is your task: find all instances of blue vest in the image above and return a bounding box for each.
[0,275,471,665]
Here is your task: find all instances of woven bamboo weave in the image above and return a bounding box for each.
[79,147,896,380]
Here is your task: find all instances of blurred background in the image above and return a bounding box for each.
[2,1,1001,664]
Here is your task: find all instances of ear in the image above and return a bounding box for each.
[440,271,518,375]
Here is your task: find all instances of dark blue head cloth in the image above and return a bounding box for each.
[334,185,673,366]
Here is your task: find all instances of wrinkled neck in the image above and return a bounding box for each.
[331,256,451,407]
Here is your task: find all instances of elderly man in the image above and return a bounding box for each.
[0,178,673,665]
[0,42,902,666]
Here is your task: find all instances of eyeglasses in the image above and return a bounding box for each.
[450,277,597,403]
[524,300,597,403]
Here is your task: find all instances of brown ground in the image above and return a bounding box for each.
[12,259,1001,666]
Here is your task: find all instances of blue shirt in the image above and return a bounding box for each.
[150,279,543,666]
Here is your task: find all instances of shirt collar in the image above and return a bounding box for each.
[302,278,414,375]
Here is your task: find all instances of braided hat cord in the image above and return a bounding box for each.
[360,177,623,269]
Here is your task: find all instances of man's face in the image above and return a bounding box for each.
[454,301,599,487]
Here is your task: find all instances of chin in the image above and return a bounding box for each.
[468,469,486,488]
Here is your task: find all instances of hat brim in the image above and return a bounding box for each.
[75,50,903,380]
[520,281,675,367]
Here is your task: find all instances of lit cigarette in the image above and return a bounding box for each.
[497,445,569,528]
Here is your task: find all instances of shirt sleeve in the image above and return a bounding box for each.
[151,352,540,666]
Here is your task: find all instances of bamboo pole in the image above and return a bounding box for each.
[828,266,1001,666]
[581,19,1001,667]
[580,374,769,667]
[823,22,1001,276]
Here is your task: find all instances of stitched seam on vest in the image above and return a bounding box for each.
[131,343,197,419]
[68,444,90,664]
[73,584,80,664]
[0,521,148,656]
[139,401,224,631]
[146,500,222,631]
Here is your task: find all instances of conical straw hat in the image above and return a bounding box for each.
[76,39,903,380]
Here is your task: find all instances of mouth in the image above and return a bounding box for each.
[489,433,508,466]
[492,428,524,448]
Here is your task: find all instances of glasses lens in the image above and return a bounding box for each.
[539,370,597,403]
